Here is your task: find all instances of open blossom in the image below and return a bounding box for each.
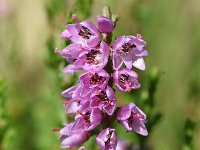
[97,16,115,33]
[96,128,118,150]
[71,108,102,131]
[55,43,85,63]
[62,42,110,73]
[73,42,110,71]
[62,69,109,100]
[90,86,117,115]
[113,68,141,92]
[61,14,100,47]
[60,123,89,149]
[63,99,90,114]
[117,103,148,136]
[112,34,148,70]
[79,69,110,96]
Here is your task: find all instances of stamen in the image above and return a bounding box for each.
[78,26,92,39]
[86,50,101,64]
[119,74,130,83]
[105,130,113,145]
[96,91,109,102]
[82,111,91,125]
[90,73,105,85]
[121,43,136,53]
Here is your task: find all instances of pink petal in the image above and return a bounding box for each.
[113,53,123,70]
[97,16,114,33]
[132,57,146,70]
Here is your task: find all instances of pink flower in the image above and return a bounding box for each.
[71,108,102,131]
[113,68,140,92]
[97,16,115,33]
[61,14,100,47]
[96,128,118,150]
[90,86,117,115]
[59,123,89,149]
[112,34,148,70]
[63,99,90,114]
[62,42,110,72]
[78,69,110,96]
[117,103,148,136]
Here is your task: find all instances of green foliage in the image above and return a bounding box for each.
[183,119,196,150]
[0,76,17,150]
[0,76,8,149]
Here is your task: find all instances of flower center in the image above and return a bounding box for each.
[86,49,101,65]
[96,91,109,102]
[121,43,136,53]
[82,111,91,125]
[119,74,130,83]
[90,73,106,85]
[128,111,145,126]
[78,26,92,39]
[105,130,113,146]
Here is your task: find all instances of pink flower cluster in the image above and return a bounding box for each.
[55,14,148,150]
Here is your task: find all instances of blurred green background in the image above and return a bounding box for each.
[0,0,200,150]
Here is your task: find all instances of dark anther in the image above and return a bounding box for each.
[121,43,136,53]
[78,26,92,39]
[96,91,109,102]
[90,73,106,85]
[86,50,101,64]
[119,74,130,83]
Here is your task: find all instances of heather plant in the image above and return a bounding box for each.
[55,5,150,149]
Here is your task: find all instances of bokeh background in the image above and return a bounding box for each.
[0,0,200,149]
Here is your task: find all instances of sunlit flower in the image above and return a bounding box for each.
[112,34,148,70]
[59,123,89,149]
[71,108,102,131]
[90,86,117,115]
[96,128,118,150]
[113,68,140,92]
[117,103,148,136]
[61,14,100,47]
[97,16,115,33]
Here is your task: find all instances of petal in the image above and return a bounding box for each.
[61,29,71,38]
[130,79,141,89]
[62,85,78,99]
[132,57,146,70]
[120,120,132,131]
[112,70,119,82]
[71,117,85,131]
[87,36,100,47]
[100,42,110,66]
[104,102,116,115]
[113,36,125,51]
[113,53,123,70]
[90,108,102,128]
[134,49,148,57]
[81,20,100,36]
[60,123,73,136]
[123,59,133,70]
[123,69,138,78]
[65,101,80,114]
[66,24,79,35]
[117,104,133,120]
[106,86,115,100]
[61,132,88,148]
[97,16,114,33]
[131,123,148,136]
[63,64,80,75]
